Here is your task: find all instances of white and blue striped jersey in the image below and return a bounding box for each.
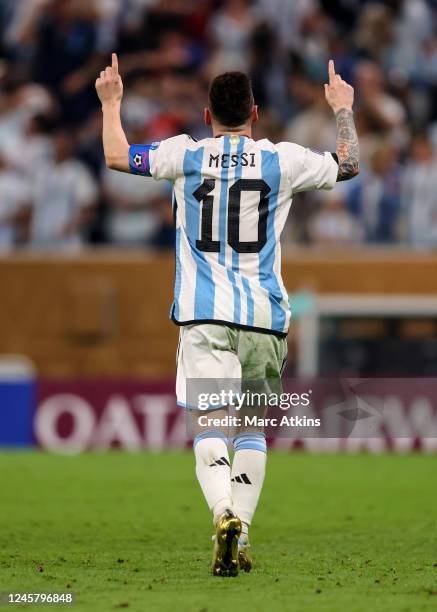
[129,134,338,336]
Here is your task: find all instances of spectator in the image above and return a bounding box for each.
[285,75,336,152]
[354,61,406,151]
[30,131,97,250]
[2,113,54,178]
[209,0,256,74]
[354,3,394,63]
[1,0,436,251]
[0,81,54,155]
[309,186,363,246]
[0,155,31,251]
[348,141,401,244]
[255,0,318,53]
[401,133,437,248]
[102,164,170,247]
[16,0,103,123]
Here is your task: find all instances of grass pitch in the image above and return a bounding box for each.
[0,451,436,611]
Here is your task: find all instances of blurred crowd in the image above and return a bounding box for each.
[1,0,437,252]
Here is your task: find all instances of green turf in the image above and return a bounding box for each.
[0,452,436,611]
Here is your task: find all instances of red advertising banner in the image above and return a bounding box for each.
[36,380,187,452]
[36,378,437,453]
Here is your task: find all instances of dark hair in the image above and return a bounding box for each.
[208,72,254,127]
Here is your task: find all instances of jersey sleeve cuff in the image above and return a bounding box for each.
[325,151,340,189]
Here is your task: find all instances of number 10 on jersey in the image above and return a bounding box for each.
[193,178,270,254]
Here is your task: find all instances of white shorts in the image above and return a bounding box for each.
[176,323,287,409]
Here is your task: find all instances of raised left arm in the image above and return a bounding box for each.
[335,108,359,181]
[325,59,360,181]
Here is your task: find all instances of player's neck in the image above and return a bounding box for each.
[212,125,252,139]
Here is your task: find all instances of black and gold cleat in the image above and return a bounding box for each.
[211,510,242,577]
[238,541,252,573]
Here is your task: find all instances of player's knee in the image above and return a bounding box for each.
[233,431,267,454]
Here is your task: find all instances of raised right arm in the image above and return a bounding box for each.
[95,53,130,172]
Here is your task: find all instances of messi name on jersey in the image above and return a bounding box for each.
[208,152,256,169]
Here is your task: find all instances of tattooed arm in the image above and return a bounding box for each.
[334,108,359,181]
[325,60,360,181]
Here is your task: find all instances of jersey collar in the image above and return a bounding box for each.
[214,134,250,139]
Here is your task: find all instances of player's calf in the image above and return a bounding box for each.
[193,429,234,525]
[231,431,267,569]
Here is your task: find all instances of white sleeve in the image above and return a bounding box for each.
[277,142,339,194]
[129,134,189,181]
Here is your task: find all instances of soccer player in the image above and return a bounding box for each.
[96,54,359,577]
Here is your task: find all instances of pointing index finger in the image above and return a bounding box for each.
[112,53,118,74]
[328,59,335,84]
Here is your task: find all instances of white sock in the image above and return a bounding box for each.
[231,433,267,539]
[193,431,233,524]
